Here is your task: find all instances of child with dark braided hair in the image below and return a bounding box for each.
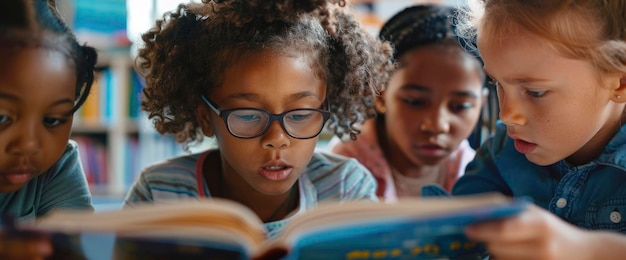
[0,0,98,258]
[124,0,394,237]
[329,4,488,202]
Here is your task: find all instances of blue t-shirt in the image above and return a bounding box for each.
[453,123,626,233]
[0,140,93,225]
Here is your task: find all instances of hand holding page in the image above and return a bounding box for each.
[16,193,527,260]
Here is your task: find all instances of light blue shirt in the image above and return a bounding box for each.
[453,123,626,232]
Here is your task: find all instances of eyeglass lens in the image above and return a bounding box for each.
[227,109,325,138]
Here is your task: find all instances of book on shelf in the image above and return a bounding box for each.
[72,136,108,187]
[10,193,527,260]
[75,66,144,125]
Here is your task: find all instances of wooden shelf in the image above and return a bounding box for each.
[72,121,139,135]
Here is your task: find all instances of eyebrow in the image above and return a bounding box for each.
[290,91,322,100]
[400,84,479,99]
[0,93,18,102]
[484,69,549,85]
[400,84,430,93]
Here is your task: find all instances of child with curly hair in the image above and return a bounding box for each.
[449,0,626,258]
[329,4,488,201]
[0,0,97,258]
[124,0,394,237]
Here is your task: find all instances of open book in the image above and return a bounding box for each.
[14,193,527,260]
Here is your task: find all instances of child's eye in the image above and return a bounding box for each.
[450,102,475,112]
[233,113,262,122]
[0,115,9,124]
[488,79,499,87]
[402,98,426,107]
[285,111,313,122]
[43,117,67,127]
[525,89,547,98]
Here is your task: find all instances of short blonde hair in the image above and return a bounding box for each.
[458,0,626,75]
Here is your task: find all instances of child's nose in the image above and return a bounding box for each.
[8,123,41,156]
[261,121,290,149]
[498,93,526,127]
[419,108,450,134]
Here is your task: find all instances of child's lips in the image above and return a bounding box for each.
[3,171,34,185]
[508,133,537,154]
[413,143,448,158]
[259,165,292,181]
[513,139,537,154]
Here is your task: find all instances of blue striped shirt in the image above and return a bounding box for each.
[123,149,377,237]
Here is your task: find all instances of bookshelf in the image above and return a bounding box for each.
[72,49,134,196]
[53,0,183,196]
[71,48,185,196]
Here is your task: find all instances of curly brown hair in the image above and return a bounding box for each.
[136,0,394,147]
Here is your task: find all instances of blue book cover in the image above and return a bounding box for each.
[13,193,527,260]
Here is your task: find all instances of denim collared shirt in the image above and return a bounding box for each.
[452,123,626,233]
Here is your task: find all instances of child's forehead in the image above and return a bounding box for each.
[0,44,73,68]
[1,30,73,57]
[401,44,469,62]
[394,60,483,92]
[222,50,322,80]
[400,44,482,75]
[210,50,326,102]
[0,48,76,109]
[0,47,75,81]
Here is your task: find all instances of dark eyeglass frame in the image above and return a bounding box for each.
[200,95,331,139]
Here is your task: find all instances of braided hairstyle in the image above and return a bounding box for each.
[0,0,98,113]
[379,4,481,69]
[137,0,395,146]
[378,4,497,148]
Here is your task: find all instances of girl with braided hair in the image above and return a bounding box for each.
[123,0,394,237]
[0,0,98,258]
[329,4,488,201]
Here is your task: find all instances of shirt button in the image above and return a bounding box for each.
[610,211,622,223]
[556,198,567,208]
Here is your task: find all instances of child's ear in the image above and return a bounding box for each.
[375,93,386,114]
[195,103,215,137]
[612,74,626,103]
[481,87,489,104]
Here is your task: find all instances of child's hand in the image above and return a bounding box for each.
[0,231,52,260]
[465,204,592,260]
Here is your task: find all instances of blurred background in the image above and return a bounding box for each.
[53,0,467,209]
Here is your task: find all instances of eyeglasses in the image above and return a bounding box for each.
[201,95,331,139]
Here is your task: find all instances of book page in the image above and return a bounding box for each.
[281,193,511,239]
[258,193,525,259]
[24,198,268,254]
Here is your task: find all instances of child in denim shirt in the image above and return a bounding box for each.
[447,0,626,259]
